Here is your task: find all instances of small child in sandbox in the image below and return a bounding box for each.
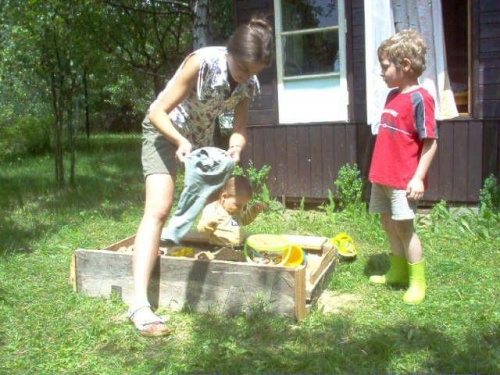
[197,175,267,247]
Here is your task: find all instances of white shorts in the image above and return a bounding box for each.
[369,183,418,220]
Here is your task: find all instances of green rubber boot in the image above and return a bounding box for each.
[403,260,426,305]
[369,255,408,285]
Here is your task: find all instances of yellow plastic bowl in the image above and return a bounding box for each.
[282,244,304,268]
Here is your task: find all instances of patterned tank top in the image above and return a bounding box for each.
[144,47,260,148]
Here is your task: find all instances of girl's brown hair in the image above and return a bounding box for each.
[378,29,427,77]
[227,16,274,66]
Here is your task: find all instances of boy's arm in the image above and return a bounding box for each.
[406,138,438,200]
[196,205,219,234]
[240,203,267,225]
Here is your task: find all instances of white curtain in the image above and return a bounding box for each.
[364,0,394,134]
[365,0,458,134]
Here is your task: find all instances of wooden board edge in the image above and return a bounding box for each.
[69,253,77,291]
[308,245,337,285]
[282,234,328,250]
[305,257,338,302]
[105,235,136,251]
[294,267,307,321]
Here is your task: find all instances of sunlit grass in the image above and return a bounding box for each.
[0,134,499,374]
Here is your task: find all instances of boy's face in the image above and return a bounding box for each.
[221,193,251,215]
[380,57,405,88]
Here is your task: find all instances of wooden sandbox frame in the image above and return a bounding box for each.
[70,232,338,320]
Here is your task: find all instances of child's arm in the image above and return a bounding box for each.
[406,138,438,200]
[196,205,219,234]
[240,203,268,225]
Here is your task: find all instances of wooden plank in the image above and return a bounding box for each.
[308,244,337,285]
[480,0,500,12]
[263,127,277,192]
[480,38,500,54]
[467,121,483,201]
[452,122,469,201]
[478,67,500,84]
[75,249,301,317]
[332,124,347,183]
[281,235,328,250]
[286,126,300,197]
[294,267,307,320]
[298,126,311,197]
[274,126,288,197]
[310,125,324,198]
[69,254,77,291]
[106,235,135,251]
[320,124,336,192]
[437,122,454,199]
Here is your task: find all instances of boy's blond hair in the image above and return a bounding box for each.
[378,29,427,78]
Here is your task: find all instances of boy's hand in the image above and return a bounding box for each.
[406,178,425,200]
[253,202,268,213]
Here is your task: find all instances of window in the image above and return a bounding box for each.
[442,0,470,115]
[274,0,348,123]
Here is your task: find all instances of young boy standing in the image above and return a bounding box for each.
[368,29,438,305]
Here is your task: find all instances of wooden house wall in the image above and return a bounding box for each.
[235,0,500,204]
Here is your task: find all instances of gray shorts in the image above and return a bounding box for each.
[369,183,418,220]
[141,116,178,177]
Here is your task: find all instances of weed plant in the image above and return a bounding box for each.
[0,134,499,374]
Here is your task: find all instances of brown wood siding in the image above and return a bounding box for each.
[425,120,483,203]
[483,120,500,179]
[243,124,357,199]
[478,0,500,118]
[232,0,499,204]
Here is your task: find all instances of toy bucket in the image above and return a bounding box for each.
[282,244,305,268]
[244,234,291,265]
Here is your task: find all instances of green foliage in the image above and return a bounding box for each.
[479,174,500,215]
[1,135,500,374]
[333,163,365,210]
[234,161,273,205]
[0,114,52,159]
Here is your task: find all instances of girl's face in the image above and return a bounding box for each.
[380,58,405,88]
[227,54,267,83]
[221,193,250,215]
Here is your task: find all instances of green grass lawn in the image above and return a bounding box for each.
[1,134,499,374]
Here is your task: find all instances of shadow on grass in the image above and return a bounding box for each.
[112,312,499,374]
[364,253,390,276]
[0,136,145,255]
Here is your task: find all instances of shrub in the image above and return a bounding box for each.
[479,174,500,215]
[234,161,272,205]
[0,114,51,160]
[333,163,365,210]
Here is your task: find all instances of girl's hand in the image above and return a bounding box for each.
[227,145,242,163]
[406,178,425,201]
[176,140,192,163]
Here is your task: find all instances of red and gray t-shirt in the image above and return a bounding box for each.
[369,87,438,190]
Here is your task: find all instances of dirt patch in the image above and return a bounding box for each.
[317,291,361,314]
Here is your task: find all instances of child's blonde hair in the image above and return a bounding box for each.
[222,175,253,199]
[378,29,427,78]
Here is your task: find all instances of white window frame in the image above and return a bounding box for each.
[274,0,349,124]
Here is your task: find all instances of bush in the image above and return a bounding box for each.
[234,161,272,205]
[333,163,365,209]
[0,114,52,160]
[479,174,500,215]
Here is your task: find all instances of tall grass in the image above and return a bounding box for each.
[0,134,499,374]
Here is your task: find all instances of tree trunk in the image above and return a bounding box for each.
[193,0,209,50]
